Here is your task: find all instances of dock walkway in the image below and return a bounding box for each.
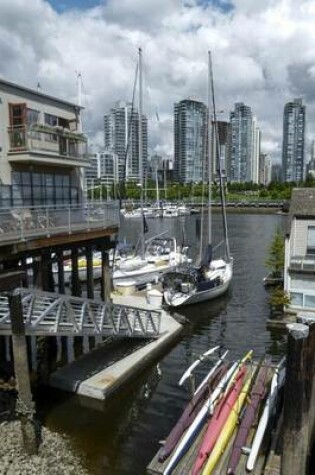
[50,294,183,400]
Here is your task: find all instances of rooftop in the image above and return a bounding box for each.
[0,77,83,110]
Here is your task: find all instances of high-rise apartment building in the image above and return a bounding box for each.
[104,100,147,183]
[211,120,230,180]
[282,98,306,182]
[174,98,207,183]
[227,102,260,183]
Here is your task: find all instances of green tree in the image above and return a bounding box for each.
[265,228,284,278]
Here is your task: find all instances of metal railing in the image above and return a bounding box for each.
[0,288,161,338]
[289,254,315,272]
[0,202,120,242]
[7,125,89,161]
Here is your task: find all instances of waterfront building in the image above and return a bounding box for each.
[282,98,306,182]
[104,100,148,183]
[284,188,315,316]
[306,140,315,178]
[85,150,119,185]
[271,163,282,182]
[0,78,89,207]
[252,117,261,184]
[227,103,260,183]
[211,120,230,181]
[174,98,207,183]
[259,153,272,186]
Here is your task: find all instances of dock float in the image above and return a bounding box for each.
[50,294,183,400]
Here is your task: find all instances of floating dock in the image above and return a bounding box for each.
[50,293,183,400]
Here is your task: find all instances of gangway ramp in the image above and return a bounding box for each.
[0,288,161,339]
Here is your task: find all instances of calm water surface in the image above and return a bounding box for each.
[40,212,287,475]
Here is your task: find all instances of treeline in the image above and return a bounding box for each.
[89,174,315,201]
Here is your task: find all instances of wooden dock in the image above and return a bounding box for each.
[147,362,281,475]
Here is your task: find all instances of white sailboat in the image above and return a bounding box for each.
[163,51,233,307]
[113,48,190,287]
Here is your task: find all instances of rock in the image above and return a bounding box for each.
[0,420,89,474]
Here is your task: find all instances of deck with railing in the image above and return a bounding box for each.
[0,202,120,243]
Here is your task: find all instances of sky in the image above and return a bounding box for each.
[1,0,315,163]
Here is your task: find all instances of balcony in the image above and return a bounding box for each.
[0,202,120,244]
[289,255,315,273]
[7,124,90,167]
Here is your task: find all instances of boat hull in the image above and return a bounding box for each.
[163,261,233,307]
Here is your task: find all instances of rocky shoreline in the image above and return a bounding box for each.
[0,389,89,475]
[0,418,89,475]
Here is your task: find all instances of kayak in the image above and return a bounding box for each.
[201,369,255,475]
[162,361,239,475]
[178,346,220,386]
[158,362,228,463]
[191,366,247,475]
[227,361,270,475]
[246,357,286,472]
[194,350,229,396]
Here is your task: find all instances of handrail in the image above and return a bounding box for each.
[0,202,120,242]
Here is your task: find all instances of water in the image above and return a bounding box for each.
[39,212,287,475]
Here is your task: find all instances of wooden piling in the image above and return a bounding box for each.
[71,248,81,297]
[101,250,112,303]
[86,245,94,299]
[281,323,309,475]
[57,250,65,294]
[8,291,38,455]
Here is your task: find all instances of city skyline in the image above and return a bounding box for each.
[1,1,315,165]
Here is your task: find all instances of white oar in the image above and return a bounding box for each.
[194,349,229,396]
[246,357,286,472]
[179,346,220,386]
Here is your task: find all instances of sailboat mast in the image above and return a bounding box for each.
[138,47,145,259]
[209,51,231,260]
[207,51,212,248]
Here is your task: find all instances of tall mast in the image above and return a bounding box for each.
[138,47,145,259]
[209,51,231,260]
[207,51,212,247]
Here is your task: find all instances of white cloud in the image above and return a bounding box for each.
[1,0,315,163]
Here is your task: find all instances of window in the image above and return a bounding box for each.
[9,103,26,127]
[290,292,303,307]
[307,226,315,254]
[44,113,58,142]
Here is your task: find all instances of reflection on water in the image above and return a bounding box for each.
[39,213,287,475]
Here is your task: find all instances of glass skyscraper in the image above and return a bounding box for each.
[174,99,207,183]
[282,98,306,182]
[228,102,255,183]
[104,101,148,183]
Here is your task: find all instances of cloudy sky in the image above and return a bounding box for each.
[1,0,315,163]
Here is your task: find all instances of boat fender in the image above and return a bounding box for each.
[169,251,177,266]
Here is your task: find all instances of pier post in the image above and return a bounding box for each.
[8,291,38,455]
[101,250,112,303]
[30,336,37,372]
[66,336,75,363]
[297,316,315,470]
[281,323,310,475]
[56,336,62,363]
[71,248,81,297]
[4,335,11,361]
[57,250,65,294]
[86,245,94,299]
[41,250,54,292]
